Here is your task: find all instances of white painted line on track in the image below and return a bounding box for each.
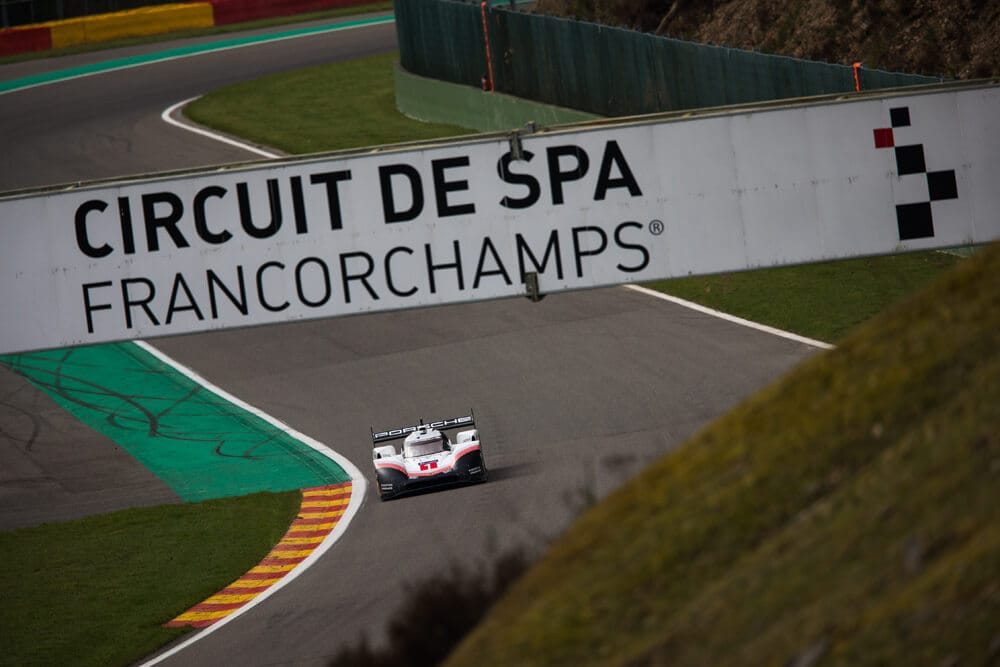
[161,97,279,157]
[624,284,834,349]
[135,340,367,667]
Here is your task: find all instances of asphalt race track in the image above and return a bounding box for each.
[0,15,818,665]
[0,13,396,191]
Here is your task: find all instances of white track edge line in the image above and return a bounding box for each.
[134,339,366,666]
[161,97,278,157]
[624,284,834,350]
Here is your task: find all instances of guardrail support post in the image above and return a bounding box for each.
[524,271,543,302]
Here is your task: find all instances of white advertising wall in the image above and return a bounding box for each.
[1,82,998,354]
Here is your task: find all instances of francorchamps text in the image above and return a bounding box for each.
[73,141,652,335]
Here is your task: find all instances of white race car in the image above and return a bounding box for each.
[371,414,488,500]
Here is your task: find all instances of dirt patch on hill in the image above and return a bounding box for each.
[533,0,1000,78]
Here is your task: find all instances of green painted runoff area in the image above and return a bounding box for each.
[0,343,348,500]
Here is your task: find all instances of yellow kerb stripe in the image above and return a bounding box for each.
[300,498,350,508]
[173,609,233,622]
[230,577,282,588]
[266,549,315,559]
[304,485,351,496]
[279,537,325,546]
[296,510,345,519]
[288,522,336,532]
[204,592,260,604]
[250,564,297,574]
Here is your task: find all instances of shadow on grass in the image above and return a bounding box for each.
[326,549,530,667]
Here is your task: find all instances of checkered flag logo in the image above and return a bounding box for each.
[873,106,959,241]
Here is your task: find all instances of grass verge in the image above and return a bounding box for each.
[0,490,301,667]
[645,250,965,343]
[184,51,469,154]
[443,242,1000,666]
[0,2,393,66]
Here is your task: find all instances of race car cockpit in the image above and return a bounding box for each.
[403,432,450,458]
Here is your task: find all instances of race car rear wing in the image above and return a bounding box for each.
[371,414,475,445]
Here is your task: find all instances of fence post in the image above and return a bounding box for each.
[480,1,495,91]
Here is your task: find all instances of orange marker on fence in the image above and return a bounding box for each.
[853,62,862,92]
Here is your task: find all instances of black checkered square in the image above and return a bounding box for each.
[927,170,958,201]
[895,145,926,175]
[896,202,934,240]
[890,107,911,128]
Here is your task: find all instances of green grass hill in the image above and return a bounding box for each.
[444,243,1000,666]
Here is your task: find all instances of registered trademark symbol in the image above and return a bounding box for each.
[648,219,664,235]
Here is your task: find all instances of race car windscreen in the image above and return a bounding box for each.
[404,437,445,458]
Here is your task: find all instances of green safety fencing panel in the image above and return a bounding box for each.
[393,0,941,116]
[1,343,349,501]
[395,0,488,89]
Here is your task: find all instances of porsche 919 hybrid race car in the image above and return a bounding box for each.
[371,414,488,500]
